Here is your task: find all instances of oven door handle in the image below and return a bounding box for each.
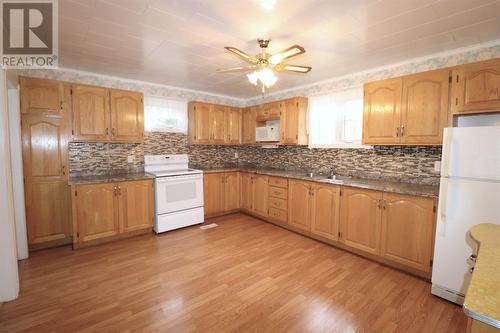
[156,174,203,183]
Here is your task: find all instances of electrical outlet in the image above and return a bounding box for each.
[234,152,239,159]
[127,155,134,163]
[434,161,441,173]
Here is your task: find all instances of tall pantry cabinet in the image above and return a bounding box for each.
[20,77,72,249]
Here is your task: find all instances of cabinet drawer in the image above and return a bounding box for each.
[269,177,288,188]
[269,186,287,199]
[269,197,287,210]
[268,207,287,223]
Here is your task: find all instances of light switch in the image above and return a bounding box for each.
[127,155,134,163]
[434,161,441,173]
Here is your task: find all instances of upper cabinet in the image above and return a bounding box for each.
[109,90,144,142]
[72,85,144,143]
[241,107,256,144]
[20,77,65,117]
[363,69,450,145]
[188,102,242,145]
[280,97,308,145]
[451,58,500,115]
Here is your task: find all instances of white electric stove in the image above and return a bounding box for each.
[144,154,204,233]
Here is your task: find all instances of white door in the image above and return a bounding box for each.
[155,174,204,214]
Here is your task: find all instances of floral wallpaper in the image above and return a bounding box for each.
[16,68,246,107]
[245,42,500,106]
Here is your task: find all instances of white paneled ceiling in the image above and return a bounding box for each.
[60,0,500,97]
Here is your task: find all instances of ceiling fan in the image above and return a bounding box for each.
[216,39,312,93]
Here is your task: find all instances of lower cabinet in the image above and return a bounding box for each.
[339,187,382,255]
[340,187,436,274]
[288,179,340,239]
[203,172,240,217]
[72,179,153,246]
[240,172,253,211]
[251,174,269,217]
[380,192,435,273]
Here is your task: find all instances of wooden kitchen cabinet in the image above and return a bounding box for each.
[224,172,240,211]
[401,69,450,144]
[211,104,227,144]
[188,102,211,144]
[310,184,340,241]
[72,84,111,142]
[240,172,253,211]
[256,102,281,121]
[451,58,500,114]
[72,84,144,143]
[20,77,65,117]
[340,187,383,255]
[251,174,269,217]
[203,172,240,217]
[72,179,153,247]
[242,107,256,144]
[226,107,242,144]
[74,183,119,243]
[203,173,225,216]
[380,193,435,272]
[118,180,154,233]
[288,179,312,231]
[109,89,144,143]
[363,77,402,145]
[280,97,308,145]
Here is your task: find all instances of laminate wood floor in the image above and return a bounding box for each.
[0,214,467,333]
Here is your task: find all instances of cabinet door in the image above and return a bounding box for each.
[75,183,119,242]
[72,85,110,141]
[188,102,211,144]
[288,180,311,231]
[118,180,153,233]
[310,184,340,241]
[252,175,268,216]
[240,172,253,210]
[281,99,298,144]
[20,77,64,117]
[226,107,242,144]
[242,107,256,144]
[110,89,144,143]
[362,78,402,145]
[452,59,500,114]
[211,104,227,144]
[203,173,225,216]
[340,187,382,255]
[401,70,450,145]
[22,116,71,246]
[380,193,435,272]
[224,172,240,211]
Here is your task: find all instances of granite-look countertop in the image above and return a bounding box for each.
[68,172,155,186]
[198,167,439,198]
[463,224,500,329]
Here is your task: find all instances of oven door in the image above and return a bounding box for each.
[155,174,204,214]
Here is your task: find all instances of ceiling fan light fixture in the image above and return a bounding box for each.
[247,68,277,88]
[260,0,276,11]
[269,45,305,65]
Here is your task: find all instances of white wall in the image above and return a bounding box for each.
[8,87,28,260]
[0,69,20,302]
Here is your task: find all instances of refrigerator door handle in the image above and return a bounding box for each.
[441,128,453,176]
[438,177,449,237]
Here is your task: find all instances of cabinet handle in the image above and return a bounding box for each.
[112,128,116,136]
[400,126,405,137]
[396,127,400,137]
[113,186,118,196]
[106,128,109,135]
[383,200,387,210]
[118,185,122,195]
[377,199,381,209]
[60,100,63,111]
[61,165,66,175]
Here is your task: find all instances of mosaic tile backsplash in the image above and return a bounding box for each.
[69,133,441,185]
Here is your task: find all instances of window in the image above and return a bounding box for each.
[144,96,187,133]
[308,88,366,148]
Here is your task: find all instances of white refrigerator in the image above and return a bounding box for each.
[431,126,500,304]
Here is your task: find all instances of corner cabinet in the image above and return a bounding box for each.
[363,69,450,145]
[72,84,144,143]
[72,179,153,247]
[451,58,500,114]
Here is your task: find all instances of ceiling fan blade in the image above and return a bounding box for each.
[269,45,305,65]
[216,65,257,73]
[276,64,312,73]
[224,47,259,64]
